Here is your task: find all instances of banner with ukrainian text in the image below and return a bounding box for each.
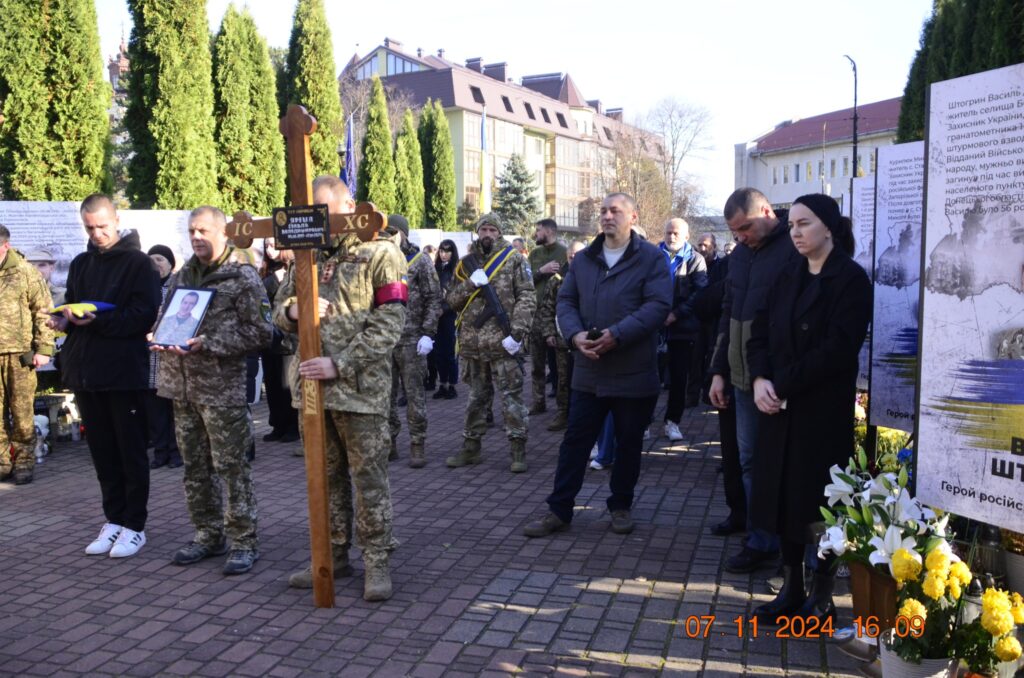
[916,64,1024,531]
[852,175,875,391]
[868,141,924,431]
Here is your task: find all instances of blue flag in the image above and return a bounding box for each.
[340,115,357,197]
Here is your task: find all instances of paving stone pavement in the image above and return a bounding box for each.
[0,380,867,676]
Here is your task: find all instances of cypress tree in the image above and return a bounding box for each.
[924,0,953,87]
[394,109,424,227]
[948,0,975,77]
[970,0,997,73]
[213,6,284,215]
[896,15,934,143]
[418,99,436,218]
[494,153,539,231]
[0,0,110,200]
[356,75,395,213]
[126,0,219,209]
[286,0,343,178]
[989,0,1023,67]
[429,100,457,231]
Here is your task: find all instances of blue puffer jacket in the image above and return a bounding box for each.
[556,232,672,398]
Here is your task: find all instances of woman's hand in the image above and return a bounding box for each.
[753,377,782,415]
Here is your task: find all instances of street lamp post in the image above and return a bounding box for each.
[844,55,859,181]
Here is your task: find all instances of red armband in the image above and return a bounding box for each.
[374,281,408,306]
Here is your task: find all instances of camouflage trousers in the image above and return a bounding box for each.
[529,330,549,408]
[462,356,527,443]
[552,348,571,415]
[0,353,37,472]
[174,401,258,550]
[388,344,427,444]
[318,410,396,567]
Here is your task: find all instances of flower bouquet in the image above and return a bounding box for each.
[951,587,1023,677]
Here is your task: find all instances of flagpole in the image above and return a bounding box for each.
[480,106,490,213]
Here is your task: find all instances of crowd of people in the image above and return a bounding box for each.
[0,184,868,620]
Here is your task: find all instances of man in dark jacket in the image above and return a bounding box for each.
[52,194,161,559]
[659,218,708,442]
[524,193,671,537]
[709,188,801,573]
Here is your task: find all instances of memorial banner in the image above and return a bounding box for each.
[868,142,924,431]
[852,175,876,390]
[916,64,1024,531]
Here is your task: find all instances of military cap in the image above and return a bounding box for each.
[474,212,505,234]
[25,248,56,263]
[387,214,409,236]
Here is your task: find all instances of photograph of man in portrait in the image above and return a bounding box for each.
[151,288,215,349]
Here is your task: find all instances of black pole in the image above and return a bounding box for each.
[844,55,859,182]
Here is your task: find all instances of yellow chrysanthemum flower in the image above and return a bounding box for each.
[946,577,961,600]
[994,636,1022,662]
[922,572,946,600]
[899,598,927,621]
[892,548,922,583]
[982,588,1012,614]
[1011,602,1024,625]
[924,549,950,577]
[949,561,971,587]
[982,608,1015,637]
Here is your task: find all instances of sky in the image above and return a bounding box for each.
[95,0,934,215]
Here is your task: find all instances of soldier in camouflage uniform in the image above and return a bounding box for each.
[384,215,441,468]
[156,207,272,576]
[275,176,406,602]
[446,213,536,472]
[0,226,55,485]
[534,240,586,431]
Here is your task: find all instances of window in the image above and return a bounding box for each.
[603,126,612,141]
[524,102,535,120]
[540,108,551,123]
[794,163,800,183]
[870,150,877,174]
[386,53,418,75]
[556,112,568,128]
[857,154,863,174]
[534,138,543,154]
[818,161,824,181]
[501,96,513,113]
[470,86,485,105]
[783,165,789,184]
[806,162,813,182]
[773,167,778,185]
[830,159,836,178]
[356,54,379,80]
[842,157,849,177]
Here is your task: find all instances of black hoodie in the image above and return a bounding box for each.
[58,230,161,391]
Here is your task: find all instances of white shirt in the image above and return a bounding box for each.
[602,240,628,269]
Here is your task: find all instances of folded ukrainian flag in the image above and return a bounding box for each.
[51,301,117,317]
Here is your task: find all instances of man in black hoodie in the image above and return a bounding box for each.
[51,194,161,559]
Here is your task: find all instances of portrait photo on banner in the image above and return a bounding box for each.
[151,287,215,349]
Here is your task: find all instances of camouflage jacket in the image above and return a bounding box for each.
[447,236,535,359]
[273,234,406,415]
[396,240,442,346]
[156,250,273,407]
[534,265,568,349]
[0,249,55,356]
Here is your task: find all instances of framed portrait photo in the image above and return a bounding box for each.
[151,287,215,349]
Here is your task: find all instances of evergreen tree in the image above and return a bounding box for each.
[393,109,424,227]
[0,0,110,200]
[429,100,457,231]
[494,154,539,231]
[948,0,975,77]
[126,0,219,208]
[268,46,288,118]
[286,0,342,178]
[356,75,395,213]
[456,199,478,228]
[970,0,997,73]
[989,0,1023,67]
[924,0,954,87]
[896,15,935,143]
[418,99,436,216]
[212,6,284,215]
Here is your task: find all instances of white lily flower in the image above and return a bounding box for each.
[868,524,917,568]
[818,524,849,559]
[928,538,960,563]
[929,512,949,537]
[824,465,856,507]
[890,488,925,524]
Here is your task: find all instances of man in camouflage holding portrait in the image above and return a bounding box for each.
[274,176,406,602]
[446,213,535,473]
[157,206,273,576]
[384,214,441,468]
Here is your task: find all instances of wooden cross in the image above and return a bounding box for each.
[225,104,386,608]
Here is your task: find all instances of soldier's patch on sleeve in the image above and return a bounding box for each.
[522,260,532,281]
[261,299,272,323]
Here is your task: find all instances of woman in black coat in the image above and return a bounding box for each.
[746,194,871,625]
[432,239,460,399]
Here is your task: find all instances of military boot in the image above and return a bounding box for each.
[510,439,527,473]
[388,438,398,461]
[408,442,426,469]
[546,411,568,431]
[288,550,354,589]
[446,438,481,468]
[363,554,393,602]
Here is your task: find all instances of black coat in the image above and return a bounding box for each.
[661,245,709,342]
[746,249,871,542]
[59,230,161,392]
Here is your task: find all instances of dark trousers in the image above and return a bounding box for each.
[76,389,150,532]
[718,402,746,524]
[144,389,180,465]
[546,389,658,523]
[664,340,693,423]
[434,311,459,384]
[261,351,297,434]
